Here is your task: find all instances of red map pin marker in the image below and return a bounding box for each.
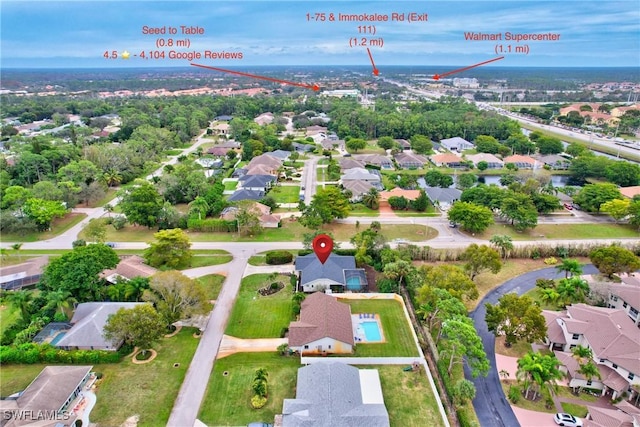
[312,234,333,264]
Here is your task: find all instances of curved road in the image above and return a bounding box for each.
[467,264,598,427]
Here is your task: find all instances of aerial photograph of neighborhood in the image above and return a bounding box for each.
[0,1,639,427]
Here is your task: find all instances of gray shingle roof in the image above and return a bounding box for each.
[295,253,356,286]
[420,185,462,204]
[55,302,145,350]
[281,363,389,427]
[228,189,265,201]
[238,174,275,188]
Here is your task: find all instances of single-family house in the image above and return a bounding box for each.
[268,150,291,161]
[0,256,48,290]
[295,253,367,293]
[321,139,345,150]
[227,189,265,202]
[212,123,230,136]
[254,112,274,126]
[503,154,537,169]
[306,125,328,135]
[608,275,640,325]
[536,154,571,170]
[394,152,429,169]
[395,139,411,150]
[54,302,146,351]
[620,186,640,199]
[543,304,640,399]
[340,168,382,186]
[292,142,315,153]
[419,185,462,210]
[342,180,374,201]
[466,153,504,169]
[246,164,278,177]
[101,255,158,284]
[220,202,280,228]
[0,365,93,427]
[584,402,640,427]
[215,140,241,149]
[339,158,365,171]
[440,137,475,152]
[206,147,229,157]
[429,153,465,168]
[288,293,354,355]
[280,362,390,426]
[237,174,276,192]
[354,154,393,169]
[247,154,282,174]
[195,158,223,169]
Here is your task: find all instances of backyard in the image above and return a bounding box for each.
[225,274,294,338]
[269,185,301,203]
[341,298,420,357]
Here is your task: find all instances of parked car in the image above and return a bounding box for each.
[247,423,273,427]
[563,203,573,210]
[105,242,117,248]
[554,413,583,427]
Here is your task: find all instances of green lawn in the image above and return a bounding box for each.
[2,212,87,242]
[349,203,380,217]
[561,402,589,418]
[316,167,327,182]
[183,252,233,269]
[101,221,436,243]
[224,180,238,191]
[225,274,293,338]
[341,298,419,357]
[269,185,301,203]
[0,304,20,337]
[197,274,225,300]
[474,222,640,240]
[248,251,296,266]
[374,365,447,427]
[91,328,200,427]
[0,364,46,398]
[198,352,299,426]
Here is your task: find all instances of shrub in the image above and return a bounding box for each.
[544,257,558,265]
[72,239,86,248]
[508,385,521,403]
[251,395,267,409]
[0,343,122,365]
[187,218,237,232]
[265,250,293,265]
[111,215,127,230]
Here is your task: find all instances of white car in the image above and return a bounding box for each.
[554,413,583,427]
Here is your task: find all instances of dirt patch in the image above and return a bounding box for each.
[131,349,158,364]
[119,415,139,427]
[164,324,182,338]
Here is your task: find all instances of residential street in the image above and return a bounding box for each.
[467,264,598,427]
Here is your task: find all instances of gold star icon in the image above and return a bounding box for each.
[121,50,130,59]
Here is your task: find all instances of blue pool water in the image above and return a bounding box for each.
[50,332,66,345]
[346,277,362,290]
[361,321,382,341]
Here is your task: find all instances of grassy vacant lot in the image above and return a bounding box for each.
[91,328,200,427]
[198,352,299,426]
[0,328,199,426]
[0,304,20,336]
[475,223,639,241]
[2,212,87,242]
[197,274,226,300]
[269,185,301,203]
[374,365,447,427]
[101,221,436,243]
[341,299,419,357]
[226,274,293,338]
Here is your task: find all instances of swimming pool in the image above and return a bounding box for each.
[50,332,67,345]
[361,321,382,342]
[346,276,362,291]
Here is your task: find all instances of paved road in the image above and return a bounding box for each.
[467,264,598,427]
[166,248,250,427]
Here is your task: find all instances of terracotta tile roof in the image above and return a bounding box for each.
[379,188,421,201]
[619,186,640,199]
[503,154,536,164]
[430,153,463,164]
[600,365,631,393]
[288,293,353,347]
[542,310,567,345]
[101,255,157,281]
[587,406,634,427]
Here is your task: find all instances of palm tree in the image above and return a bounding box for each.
[361,188,380,210]
[45,289,77,317]
[556,258,583,279]
[499,369,510,381]
[6,290,33,321]
[188,196,210,220]
[571,345,593,365]
[104,203,114,218]
[557,277,590,306]
[124,277,150,302]
[539,288,560,307]
[490,235,513,259]
[517,351,564,400]
[10,243,23,262]
[104,170,122,188]
[576,361,601,392]
[383,260,414,288]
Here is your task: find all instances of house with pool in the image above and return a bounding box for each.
[294,253,368,293]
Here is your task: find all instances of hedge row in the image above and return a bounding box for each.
[0,343,126,365]
[186,218,237,232]
[265,250,293,265]
[297,249,356,257]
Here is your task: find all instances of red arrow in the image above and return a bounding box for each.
[366,48,379,76]
[190,63,320,91]
[433,56,504,80]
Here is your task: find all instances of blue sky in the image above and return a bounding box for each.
[1,1,639,68]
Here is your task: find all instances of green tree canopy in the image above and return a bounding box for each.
[417,265,479,302]
[143,270,209,325]
[589,245,640,278]
[573,183,622,213]
[461,244,502,280]
[485,293,547,347]
[299,186,350,227]
[119,182,163,228]
[103,304,165,355]
[144,228,193,269]
[447,201,494,234]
